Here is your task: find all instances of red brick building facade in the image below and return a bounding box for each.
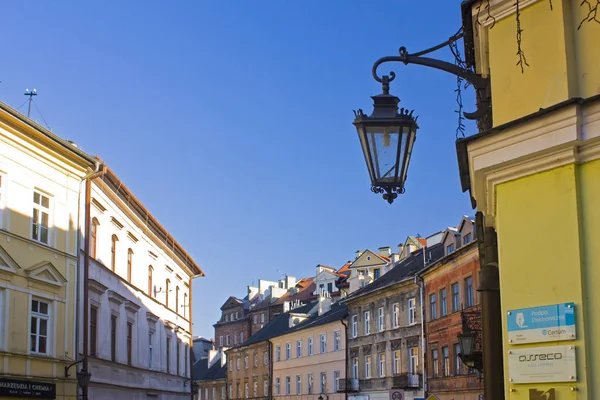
[421,217,483,400]
[214,296,251,348]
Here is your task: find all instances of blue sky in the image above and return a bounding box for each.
[1,1,475,338]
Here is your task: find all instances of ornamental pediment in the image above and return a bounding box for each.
[25,261,67,287]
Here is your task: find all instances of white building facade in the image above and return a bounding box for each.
[78,166,204,400]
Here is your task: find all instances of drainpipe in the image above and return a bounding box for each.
[189,276,195,400]
[414,275,427,398]
[81,162,103,400]
[340,319,348,400]
[267,340,273,400]
[475,212,504,400]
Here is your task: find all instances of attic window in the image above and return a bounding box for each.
[367,256,371,261]
[447,244,455,255]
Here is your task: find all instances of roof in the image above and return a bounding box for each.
[346,243,445,300]
[273,278,316,305]
[198,360,227,382]
[97,164,204,277]
[283,303,348,336]
[220,296,244,310]
[193,357,210,381]
[337,262,351,275]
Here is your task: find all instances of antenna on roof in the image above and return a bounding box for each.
[24,88,37,118]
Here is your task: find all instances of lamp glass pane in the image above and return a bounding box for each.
[365,125,401,184]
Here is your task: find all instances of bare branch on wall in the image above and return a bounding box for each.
[515,0,530,73]
[579,0,600,29]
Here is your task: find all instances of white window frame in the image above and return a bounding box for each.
[31,190,52,245]
[378,353,385,377]
[254,353,258,367]
[392,303,400,328]
[285,376,291,395]
[296,339,302,358]
[408,298,417,325]
[364,355,372,378]
[261,313,265,323]
[334,370,340,392]
[296,375,301,395]
[244,382,248,399]
[219,336,223,347]
[240,332,244,343]
[148,332,153,369]
[352,357,359,379]
[308,336,314,356]
[253,381,258,397]
[276,345,281,361]
[308,373,313,394]
[275,378,281,396]
[30,298,51,355]
[285,342,291,360]
[364,311,370,335]
[222,386,226,399]
[226,335,230,346]
[244,355,248,369]
[320,372,327,393]
[409,347,419,374]
[263,379,268,396]
[393,350,401,375]
[212,387,216,400]
[229,384,233,399]
[264,351,268,365]
[377,307,384,332]
[351,315,358,338]
[333,330,341,351]
[320,334,326,354]
[253,314,257,324]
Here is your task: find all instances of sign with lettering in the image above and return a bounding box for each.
[507,303,575,344]
[508,345,576,384]
[389,390,403,400]
[0,378,56,398]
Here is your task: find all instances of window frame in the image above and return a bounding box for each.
[90,305,98,357]
[296,339,302,358]
[285,342,291,360]
[30,298,51,355]
[451,282,460,313]
[429,293,437,320]
[378,353,385,377]
[334,330,341,351]
[465,276,474,308]
[432,348,439,377]
[127,248,133,283]
[393,350,401,375]
[31,190,51,245]
[111,235,118,272]
[364,355,372,378]
[377,307,384,332]
[308,337,314,356]
[90,218,99,259]
[392,303,400,328]
[440,288,448,316]
[127,321,133,366]
[320,333,327,354]
[363,311,370,335]
[408,298,417,325]
[351,315,358,338]
[111,314,117,362]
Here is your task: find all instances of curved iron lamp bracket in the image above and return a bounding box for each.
[64,359,83,378]
[372,43,491,122]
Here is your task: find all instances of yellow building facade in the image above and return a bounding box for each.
[458,0,600,398]
[0,102,96,399]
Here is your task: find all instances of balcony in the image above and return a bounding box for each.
[392,374,422,389]
[337,378,360,393]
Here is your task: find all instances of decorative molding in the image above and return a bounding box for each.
[111,217,124,230]
[88,278,108,295]
[148,251,158,260]
[25,261,67,288]
[165,265,174,273]
[473,0,541,27]
[146,311,159,325]
[175,274,182,281]
[107,290,126,306]
[0,244,20,273]
[125,300,140,314]
[127,231,139,244]
[91,198,107,214]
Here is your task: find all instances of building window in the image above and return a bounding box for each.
[454,343,462,375]
[409,347,419,374]
[149,333,153,369]
[351,315,358,338]
[127,248,133,283]
[222,387,226,399]
[429,293,437,320]
[285,376,291,395]
[334,370,340,391]
[32,191,50,244]
[90,306,98,356]
[373,268,381,279]
[183,293,188,318]
[204,389,208,400]
[463,233,472,245]
[185,345,189,377]
[261,313,265,323]
[213,387,217,400]
[111,235,118,271]
[127,322,133,365]
[451,283,460,313]
[30,299,50,354]
[378,353,386,377]
[234,334,238,345]
[166,279,170,308]
[176,341,181,375]
[219,336,223,347]
[392,303,400,328]
[229,385,234,399]
[296,375,301,395]
[320,334,326,353]
[363,311,370,335]
[408,298,416,325]
[254,353,258,367]
[307,373,313,394]
[442,346,450,376]
[364,355,372,378]
[447,243,455,255]
[148,266,153,297]
[431,349,439,377]
[253,314,257,324]
[264,351,268,365]
[308,337,314,356]
[166,336,171,373]
[351,357,359,379]
[440,288,448,317]
[263,380,268,396]
[91,218,99,258]
[285,342,291,360]
[275,378,280,396]
[176,286,180,315]
[377,307,384,331]
[465,277,474,308]
[244,383,249,399]
[334,331,341,351]
[0,174,4,226]
[276,344,281,361]
[226,335,230,346]
[110,315,117,362]
[393,350,401,375]
[327,282,333,292]
[320,372,327,393]
[237,383,240,399]
[244,355,248,369]
[297,340,302,358]
[236,357,240,370]
[254,381,258,397]
[240,332,243,343]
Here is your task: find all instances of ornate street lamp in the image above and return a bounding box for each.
[353,75,418,204]
[76,369,92,389]
[458,329,476,367]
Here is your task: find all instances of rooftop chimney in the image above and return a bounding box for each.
[285,275,297,289]
[378,246,391,257]
[318,291,332,316]
[355,250,363,259]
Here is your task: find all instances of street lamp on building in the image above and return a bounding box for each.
[76,369,92,389]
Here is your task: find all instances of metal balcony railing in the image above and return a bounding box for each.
[392,373,422,389]
[337,378,360,392]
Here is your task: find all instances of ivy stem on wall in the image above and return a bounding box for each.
[515,0,529,73]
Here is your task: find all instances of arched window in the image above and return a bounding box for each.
[183,293,188,318]
[90,218,99,259]
[148,266,154,296]
[176,287,180,315]
[111,235,118,272]
[127,249,133,283]
[166,279,171,308]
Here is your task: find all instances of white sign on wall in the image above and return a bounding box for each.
[389,390,403,400]
[507,345,576,383]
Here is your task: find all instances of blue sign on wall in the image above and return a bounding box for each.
[507,302,575,344]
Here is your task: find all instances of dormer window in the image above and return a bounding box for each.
[463,233,472,245]
[446,244,455,255]
[373,268,381,279]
